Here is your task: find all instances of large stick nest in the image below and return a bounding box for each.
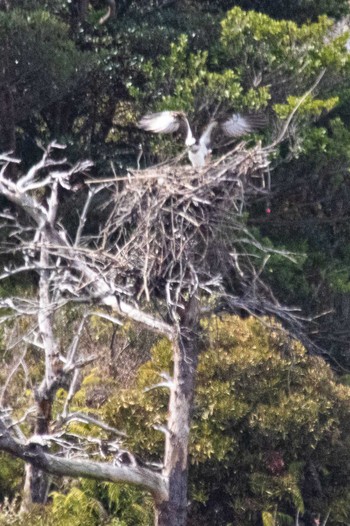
[103,144,270,301]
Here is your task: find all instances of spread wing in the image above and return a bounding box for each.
[199,121,218,149]
[137,110,194,141]
[220,113,266,138]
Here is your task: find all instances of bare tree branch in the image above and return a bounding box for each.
[57,412,127,438]
[266,69,326,150]
[0,135,318,523]
[0,420,167,501]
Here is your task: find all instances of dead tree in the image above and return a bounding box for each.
[0,141,306,526]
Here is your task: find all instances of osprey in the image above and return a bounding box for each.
[138,110,265,167]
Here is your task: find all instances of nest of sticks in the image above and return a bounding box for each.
[102,144,270,302]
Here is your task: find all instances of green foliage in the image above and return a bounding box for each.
[262,509,295,526]
[220,8,350,87]
[0,501,59,526]
[103,482,153,525]
[302,117,350,160]
[188,317,350,524]
[3,1,349,371]
[0,9,92,122]
[10,312,344,524]
[132,6,350,167]
[3,1,350,524]
[101,316,350,524]
[195,317,336,452]
[0,455,23,502]
[51,486,105,526]
[103,338,171,457]
[260,109,350,361]
[140,32,269,112]
[48,480,153,526]
[274,96,339,120]
[231,0,350,24]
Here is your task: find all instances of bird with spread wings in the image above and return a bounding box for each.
[138,110,266,167]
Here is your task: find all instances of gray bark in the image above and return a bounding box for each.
[0,419,168,501]
[155,298,200,526]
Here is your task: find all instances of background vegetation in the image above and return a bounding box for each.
[2,0,350,524]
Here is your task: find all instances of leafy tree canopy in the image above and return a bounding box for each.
[99,316,350,525]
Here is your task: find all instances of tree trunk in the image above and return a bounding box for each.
[21,464,50,511]
[20,394,53,511]
[155,300,200,526]
[21,243,57,510]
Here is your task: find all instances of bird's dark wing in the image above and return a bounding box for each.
[220,113,266,138]
[138,111,187,134]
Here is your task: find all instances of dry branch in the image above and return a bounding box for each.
[0,419,167,502]
[100,143,270,310]
[0,138,314,518]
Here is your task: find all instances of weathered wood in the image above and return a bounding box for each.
[0,142,279,525]
[0,421,168,502]
[155,298,200,526]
